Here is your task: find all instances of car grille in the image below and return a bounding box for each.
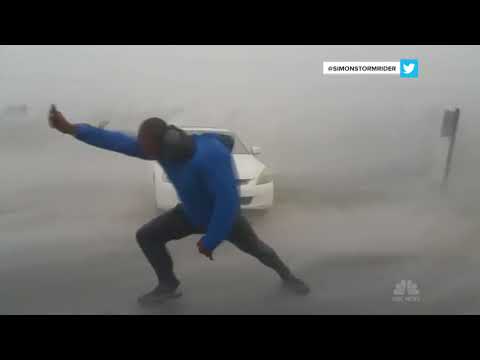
[237,179,251,186]
[240,197,253,205]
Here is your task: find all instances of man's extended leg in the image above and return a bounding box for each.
[228,215,310,295]
[136,205,198,304]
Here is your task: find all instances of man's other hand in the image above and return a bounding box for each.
[197,238,214,261]
[48,105,75,135]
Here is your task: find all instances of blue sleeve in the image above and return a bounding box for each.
[74,124,149,160]
[200,145,240,251]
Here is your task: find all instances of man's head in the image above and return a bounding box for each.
[138,117,196,161]
[138,117,168,158]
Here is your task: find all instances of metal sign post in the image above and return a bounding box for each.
[441,107,460,189]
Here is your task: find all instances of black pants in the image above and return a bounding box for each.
[136,205,292,289]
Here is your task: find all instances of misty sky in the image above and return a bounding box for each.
[2,45,480,192]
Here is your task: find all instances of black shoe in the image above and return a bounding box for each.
[137,284,182,306]
[282,275,310,295]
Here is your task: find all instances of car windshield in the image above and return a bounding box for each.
[185,130,250,154]
[118,128,251,155]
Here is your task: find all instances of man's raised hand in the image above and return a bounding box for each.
[48,105,75,135]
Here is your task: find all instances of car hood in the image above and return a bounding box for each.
[232,154,265,180]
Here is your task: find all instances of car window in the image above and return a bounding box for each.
[185,130,250,154]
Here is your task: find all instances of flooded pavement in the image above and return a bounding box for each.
[1,131,480,314]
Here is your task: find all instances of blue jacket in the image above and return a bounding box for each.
[74,124,240,251]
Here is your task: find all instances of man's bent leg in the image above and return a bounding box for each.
[136,205,196,290]
[228,215,310,295]
[228,215,292,280]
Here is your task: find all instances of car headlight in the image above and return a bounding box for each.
[256,168,273,185]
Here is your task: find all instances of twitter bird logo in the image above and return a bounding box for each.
[403,63,415,74]
[400,59,419,78]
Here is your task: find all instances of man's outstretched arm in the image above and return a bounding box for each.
[74,124,148,159]
[49,106,149,160]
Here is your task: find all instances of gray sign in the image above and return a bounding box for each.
[441,108,460,138]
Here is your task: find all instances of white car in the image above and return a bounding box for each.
[153,127,274,210]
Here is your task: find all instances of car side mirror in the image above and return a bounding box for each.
[251,146,261,155]
[97,120,110,129]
